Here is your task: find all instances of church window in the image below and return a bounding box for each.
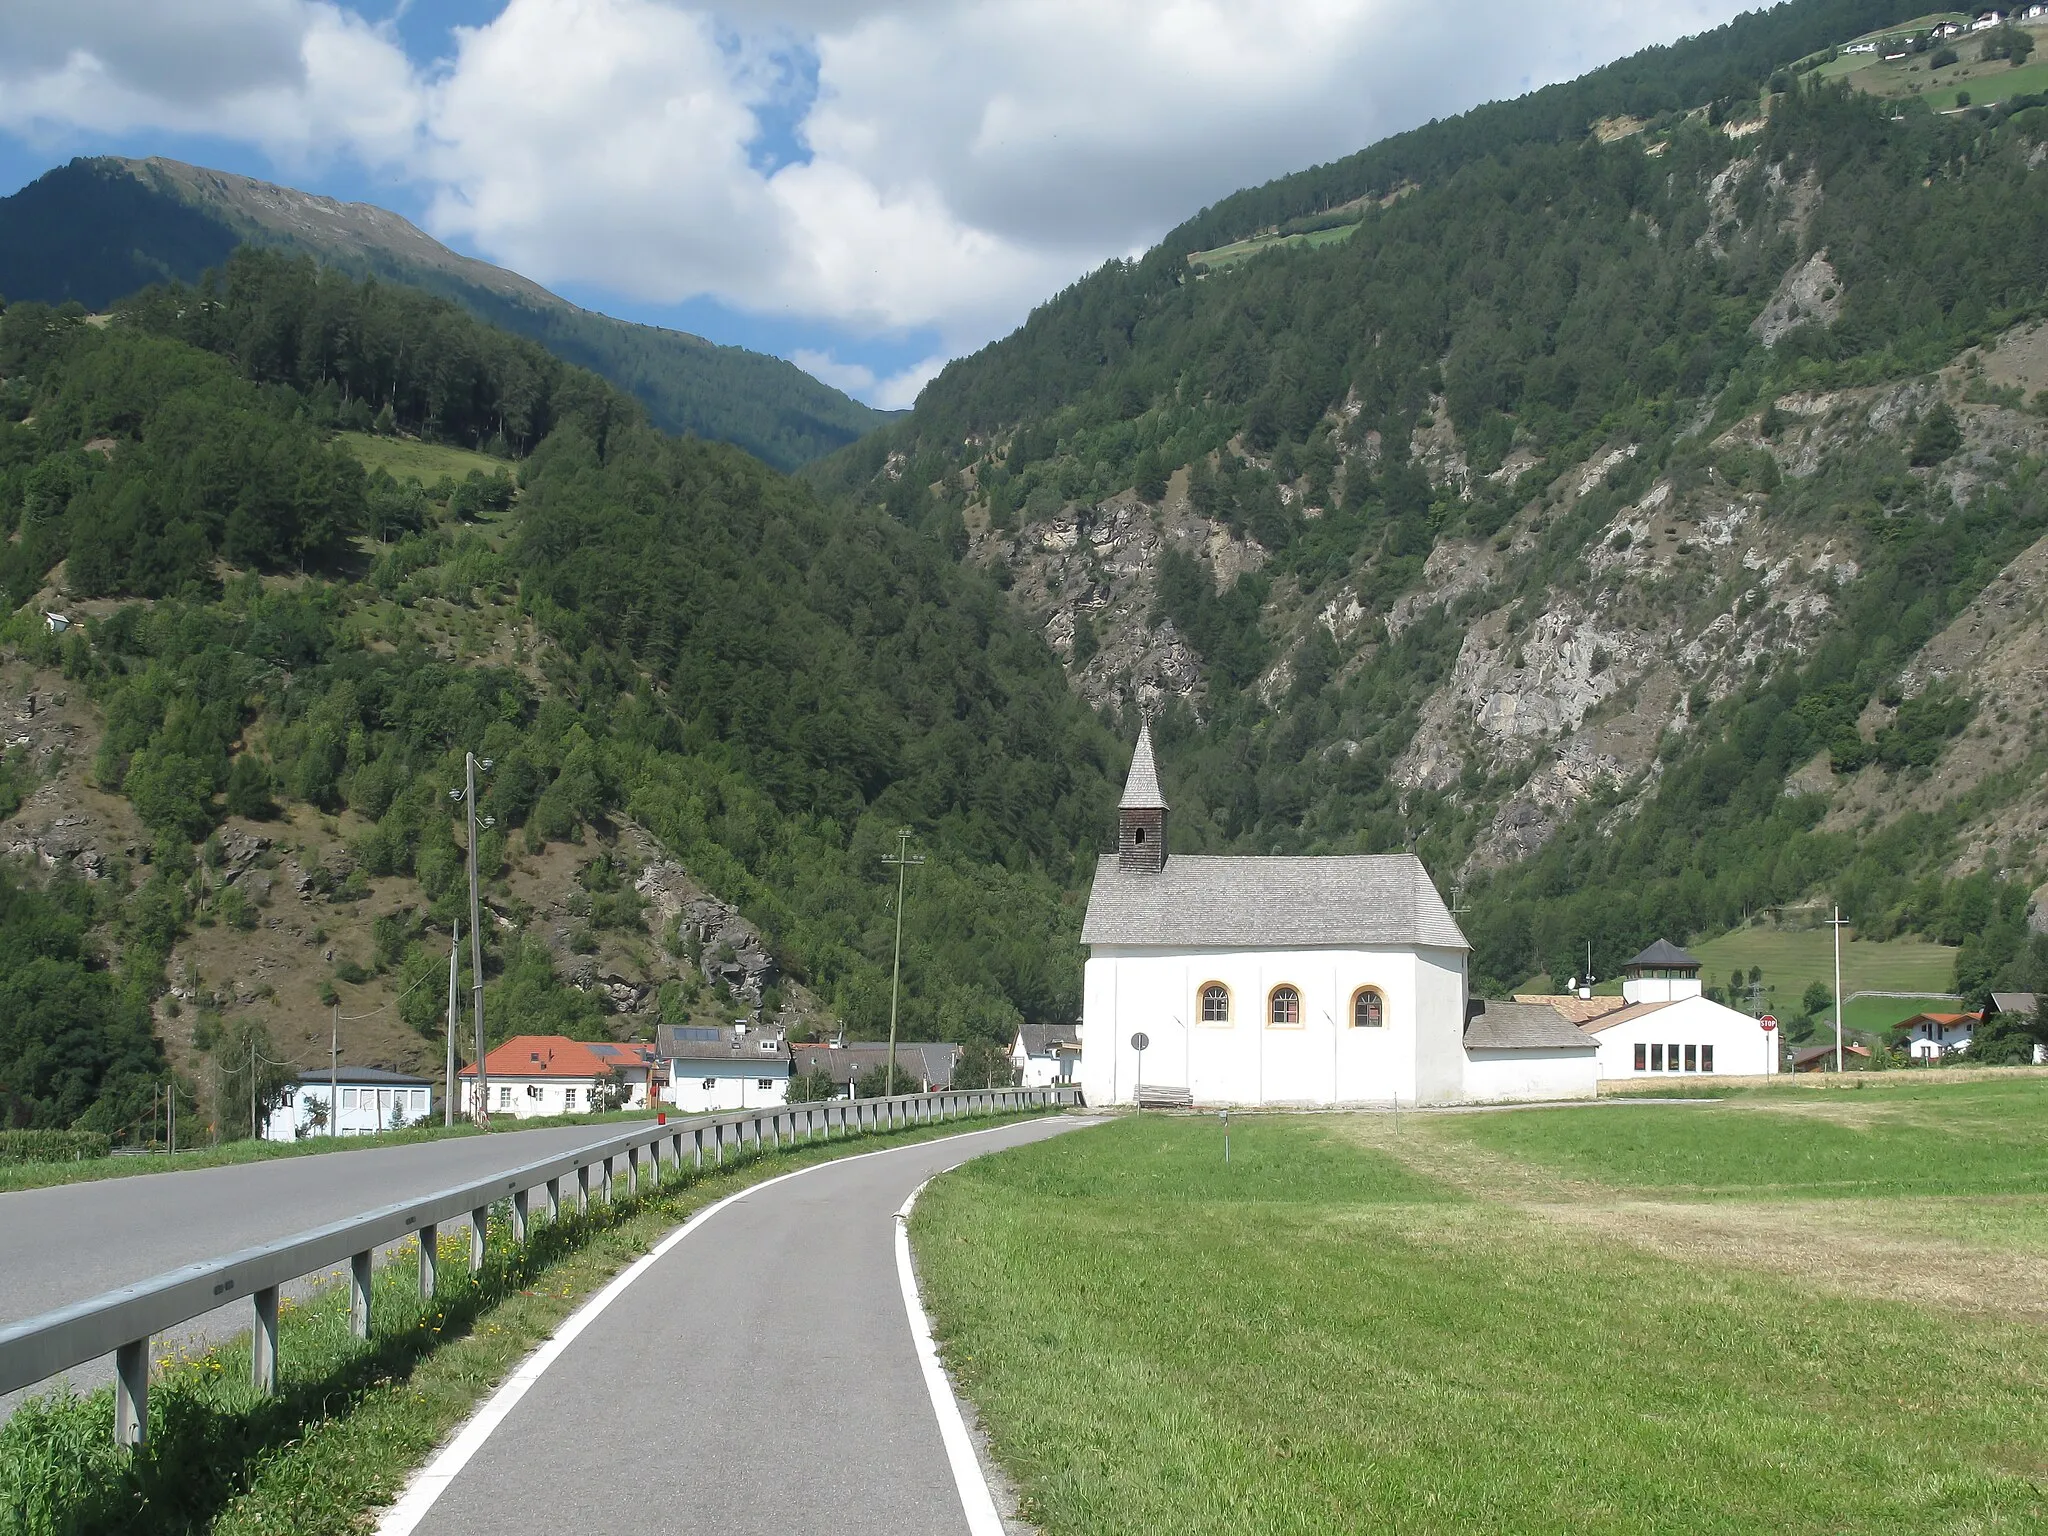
[1199,983,1232,1024]
[1268,985,1302,1027]
[1351,988,1385,1028]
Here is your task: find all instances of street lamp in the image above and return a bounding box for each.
[452,754,494,1125]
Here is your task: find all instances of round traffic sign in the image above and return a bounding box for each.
[1759,1014,1777,1032]
[1130,1031,1150,1051]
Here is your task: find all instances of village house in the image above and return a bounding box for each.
[1899,1011,1982,1060]
[1077,724,1598,1107]
[1565,941,1779,1079]
[459,1035,655,1119]
[1792,1043,1873,1072]
[789,1041,961,1098]
[265,1066,433,1140]
[1009,1023,1080,1087]
[658,1024,791,1112]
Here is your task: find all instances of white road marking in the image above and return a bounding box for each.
[897,1177,1007,1536]
[375,1120,1051,1536]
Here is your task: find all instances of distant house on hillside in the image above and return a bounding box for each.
[1972,11,2006,29]
[1010,1024,1080,1088]
[1842,40,1879,54]
[1898,1011,1982,1059]
[1935,20,1965,36]
[1791,1043,1873,1072]
[265,1067,433,1141]
[459,1035,655,1118]
[658,1024,790,1112]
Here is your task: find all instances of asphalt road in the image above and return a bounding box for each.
[403,1115,1092,1536]
[0,1123,659,1412]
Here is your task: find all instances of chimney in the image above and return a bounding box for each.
[1117,719,1168,874]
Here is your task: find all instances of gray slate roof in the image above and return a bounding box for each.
[1463,1001,1600,1052]
[1080,852,1468,950]
[1991,991,2040,1017]
[790,1043,961,1090]
[1015,1024,1080,1058]
[656,1024,789,1065]
[1119,721,1168,810]
[1623,939,1701,970]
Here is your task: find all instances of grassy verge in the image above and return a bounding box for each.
[0,1110,670,1195]
[0,1106,1057,1536]
[913,1110,2048,1533]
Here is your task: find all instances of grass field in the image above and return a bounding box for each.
[1691,925,1955,1011]
[1187,221,1363,270]
[914,1092,2048,1533]
[335,432,510,484]
[1820,24,2048,113]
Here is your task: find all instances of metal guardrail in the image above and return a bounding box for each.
[0,1084,1080,1445]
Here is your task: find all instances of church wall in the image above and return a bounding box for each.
[1462,1047,1599,1103]
[1080,946,1468,1106]
[1590,994,1776,1079]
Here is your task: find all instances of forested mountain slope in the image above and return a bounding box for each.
[813,8,2048,1010]
[0,251,1116,1135]
[0,157,887,473]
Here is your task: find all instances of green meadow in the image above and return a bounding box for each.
[914,1094,2048,1534]
[1690,925,1955,1011]
[334,431,510,485]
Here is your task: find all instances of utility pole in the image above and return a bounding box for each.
[881,828,925,1096]
[330,1003,339,1139]
[1829,905,1850,1074]
[249,1033,257,1142]
[446,917,461,1127]
[452,754,495,1125]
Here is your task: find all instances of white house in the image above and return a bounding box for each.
[659,1024,791,1111]
[1577,941,1779,1079]
[1010,1024,1080,1087]
[459,1035,654,1119]
[1077,724,1597,1107]
[265,1067,433,1141]
[1972,11,2006,31]
[1899,1010,1980,1060]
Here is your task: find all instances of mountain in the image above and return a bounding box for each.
[0,157,887,473]
[811,0,2048,1018]
[0,249,1114,1134]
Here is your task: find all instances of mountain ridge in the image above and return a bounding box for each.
[0,156,888,473]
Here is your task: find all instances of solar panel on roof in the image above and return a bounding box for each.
[674,1027,722,1042]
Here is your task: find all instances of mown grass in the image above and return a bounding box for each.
[913,1113,2048,1534]
[334,432,509,484]
[1449,1076,2048,1198]
[0,1106,1055,1536]
[0,1109,667,1194]
[1689,926,1955,1009]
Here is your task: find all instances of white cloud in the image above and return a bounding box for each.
[0,0,1762,398]
[790,347,948,411]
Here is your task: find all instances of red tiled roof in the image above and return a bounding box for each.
[458,1035,620,1079]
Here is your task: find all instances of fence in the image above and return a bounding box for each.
[0,1084,1080,1445]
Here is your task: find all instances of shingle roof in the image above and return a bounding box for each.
[790,1042,961,1089]
[1576,999,1676,1034]
[1080,853,1468,950]
[1016,1024,1080,1058]
[1119,720,1168,810]
[1623,939,1701,970]
[1515,993,1628,1024]
[1464,1001,1601,1051]
[656,1024,788,1064]
[1991,991,2039,1017]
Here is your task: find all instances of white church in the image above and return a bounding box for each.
[1077,724,1601,1107]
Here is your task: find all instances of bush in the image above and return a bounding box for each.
[0,1129,113,1165]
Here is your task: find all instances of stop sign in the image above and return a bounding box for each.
[1759,1014,1777,1032]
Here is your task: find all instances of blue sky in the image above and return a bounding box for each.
[0,0,1755,408]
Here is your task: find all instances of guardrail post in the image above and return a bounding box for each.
[693,1128,704,1170]
[627,1146,640,1198]
[577,1164,590,1213]
[671,1131,684,1169]
[715,1124,726,1166]
[545,1178,560,1222]
[114,1338,147,1446]
[350,1250,373,1339]
[419,1223,438,1298]
[470,1207,489,1271]
[513,1188,529,1243]
[602,1155,616,1201]
[251,1285,279,1394]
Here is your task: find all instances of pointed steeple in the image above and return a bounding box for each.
[1118,719,1168,873]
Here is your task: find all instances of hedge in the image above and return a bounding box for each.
[0,1129,114,1166]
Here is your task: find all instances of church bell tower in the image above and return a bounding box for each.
[1118,719,1168,874]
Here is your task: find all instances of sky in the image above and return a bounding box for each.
[0,1,1758,409]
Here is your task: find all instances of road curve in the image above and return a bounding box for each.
[394,1114,1094,1536]
[0,1123,670,1412]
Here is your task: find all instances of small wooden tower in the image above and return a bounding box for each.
[1118,719,1168,874]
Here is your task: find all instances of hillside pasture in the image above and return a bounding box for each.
[915,1094,2048,1534]
[1690,924,1955,1011]
[1187,220,1363,270]
[336,431,511,485]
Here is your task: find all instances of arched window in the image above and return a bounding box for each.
[1199,982,1232,1024]
[1268,985,1302,1027]
[1352,988,1385,1028]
